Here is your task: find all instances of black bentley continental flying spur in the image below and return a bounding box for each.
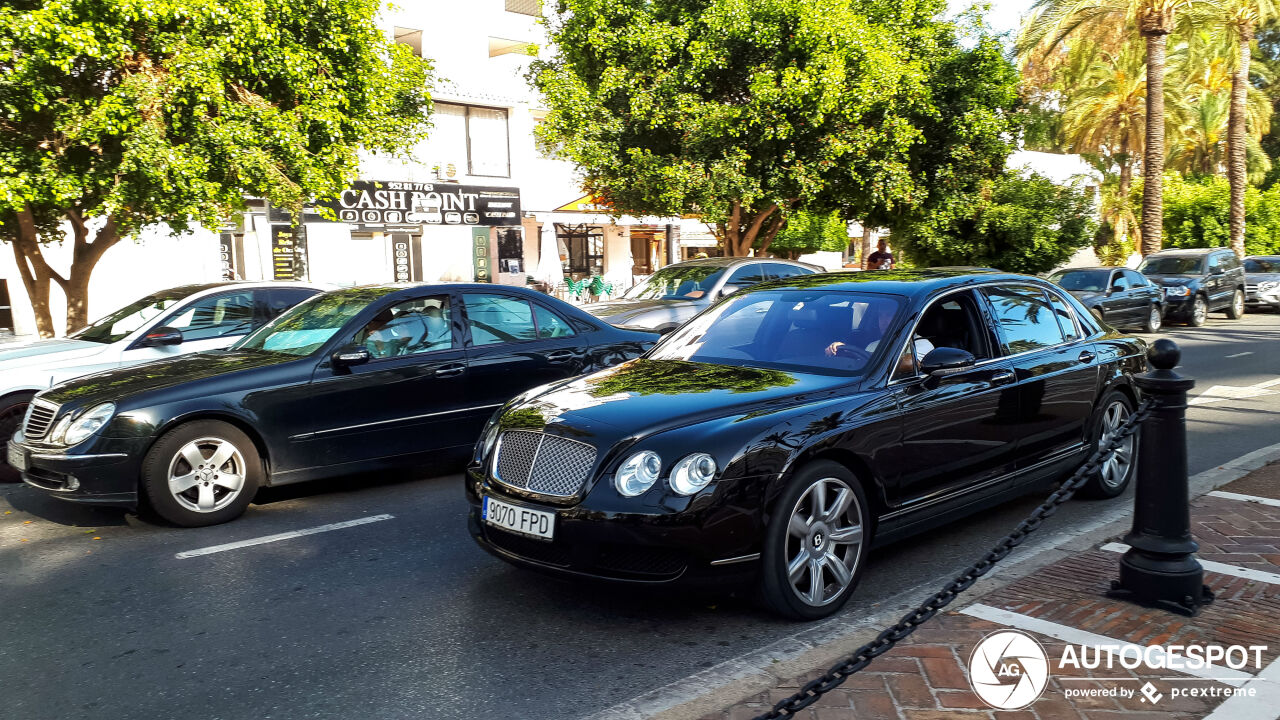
[8,284,656,526]
[466,270,1148,619]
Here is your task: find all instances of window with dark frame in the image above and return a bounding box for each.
[425,102,512,179]
[557,224,604,276]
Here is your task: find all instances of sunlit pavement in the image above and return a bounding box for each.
[1,311,1278,720]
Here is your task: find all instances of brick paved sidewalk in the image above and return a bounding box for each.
[705,463,1280,720]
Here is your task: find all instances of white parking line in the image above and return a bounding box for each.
[1208,490,1280,509]
[1225,352,1254,358]
[175,514,394,559]
[1099,543,1280,586]
[960,604,1254,686]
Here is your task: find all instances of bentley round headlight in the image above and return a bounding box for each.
[669,453,717,495]
[615,450,661,497]
[61,403,116,446]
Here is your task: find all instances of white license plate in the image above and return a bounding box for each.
[7,444,27,472]
[482,496,555,540]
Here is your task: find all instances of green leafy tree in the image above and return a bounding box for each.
[0,0,433,336]
[769,211,849,257]
[1156,172,1280,253]
[895,172,1098,274]
[533,0,1018,257]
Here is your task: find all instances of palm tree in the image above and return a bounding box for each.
[1020,0,1191,255]
[1165,42,1272,179]
[1058,38,1148,251]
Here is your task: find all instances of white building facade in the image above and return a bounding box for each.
[1,0,705,340]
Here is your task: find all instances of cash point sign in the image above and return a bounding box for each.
[318,180,521,228]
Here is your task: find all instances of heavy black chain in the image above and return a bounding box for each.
[755,399,1154,720]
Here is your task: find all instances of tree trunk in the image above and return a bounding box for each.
[860,226,872,270]
[63,215,121,333]
[1140,30,1168,256]
[1227,27,1252,259]
[1115,161,1132,251]
[717,202,780,256]
[10,207,66,338]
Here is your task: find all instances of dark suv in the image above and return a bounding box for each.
[1138,248,1246,326]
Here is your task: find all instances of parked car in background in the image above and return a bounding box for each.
[1137,248,1246,326]
[581,257,820,334]
[7,284,657,526]
[1244,256,1280,311]
[467,270,1146,620]
[1048,267,1163,332]
[0,282,321,481]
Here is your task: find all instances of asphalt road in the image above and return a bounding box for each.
[2,310,1278,720]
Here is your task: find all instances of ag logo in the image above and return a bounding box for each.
[968,630,1050,709]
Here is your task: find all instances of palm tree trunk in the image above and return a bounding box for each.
[1228,27,1252,259]
[1141,30,1168,256]
[1115,161,1133,251]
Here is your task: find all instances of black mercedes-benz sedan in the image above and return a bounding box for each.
[1047,266,1163,332]
[466,270,1147,620]
[8,284,656,526]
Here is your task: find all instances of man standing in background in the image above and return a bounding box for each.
[867,240,895,270]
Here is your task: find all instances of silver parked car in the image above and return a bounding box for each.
[1245,256,1280,311]
[581,257,821,333]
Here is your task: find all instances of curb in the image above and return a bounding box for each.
[587,440,1280,720]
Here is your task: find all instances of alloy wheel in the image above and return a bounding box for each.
[1233,291,1244,317]
[1147,306,1161,333]
[784,477,864,607]
[1193,297,1207,325]
[167,437,247,513]
[1097,401,1134,489]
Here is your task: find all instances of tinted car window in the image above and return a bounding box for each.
[1109,272,1130,291]
[1139,256,1204,275]
[465,294,538,345]
[355,296,453,359]
[726,264,769,287]
[1245,258,1280,272]
[649,289,905,376]
[236,287,400,356]
[982,285,1067,354]
[766,263,812,280]
[532,304,576,339]
[1049,269,1109,292]
[260,288,318,322]
[1122,270,1148,286]
[1046,291,1082,343]
[622,265,727,300]
[161,291,256,341]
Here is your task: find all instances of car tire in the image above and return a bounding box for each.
[1079,391,1138,499]
[1141,304,1162,333]
[760,460,871,620]
[141,420,262,527]
[0,391,36,483]
[1188,295,1208,327]
[1225,289,1245,319]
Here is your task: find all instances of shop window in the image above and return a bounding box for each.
[497,228,524,274]
[556,224,604,277]
[394,27,423,57]
[423,103,510,179]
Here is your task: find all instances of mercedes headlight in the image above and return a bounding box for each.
[615,451,662,497]
[669,453,718,495]
[1164,286,1190,297]
[53,403,116,446]
[1259,281,1279,293]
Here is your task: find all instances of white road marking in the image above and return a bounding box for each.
[960,604,1253,686]
[175,514,394,559]
[1224,352,1254,358]
[1208,490,1280,509]
[1203,655,1280,720]
[1189,378,1280,406]
[1099,543,1280,586]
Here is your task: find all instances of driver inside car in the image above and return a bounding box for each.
[825,303,934,359]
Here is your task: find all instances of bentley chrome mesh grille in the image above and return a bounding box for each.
[494,430,596,498]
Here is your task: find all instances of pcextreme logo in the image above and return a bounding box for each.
[968,630,1051,709]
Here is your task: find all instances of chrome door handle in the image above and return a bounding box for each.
[544,350,574,363]
[435,363,466,378]
[991,370,1016,386]
[1078,350,1096,364]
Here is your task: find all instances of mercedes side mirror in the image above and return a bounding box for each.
[138,326,183,347]
[920,347,977,378]
[331,345,372,369]
[719,283,742,298]
[1211,265,1225,275]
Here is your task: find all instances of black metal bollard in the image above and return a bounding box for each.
[1108,338,1214,616]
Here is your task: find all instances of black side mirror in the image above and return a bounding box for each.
[920,347,977,378]
[331,345,372,369]
[1211,265,1224,275]
[718,283,742,298]
[139,326,183,347]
